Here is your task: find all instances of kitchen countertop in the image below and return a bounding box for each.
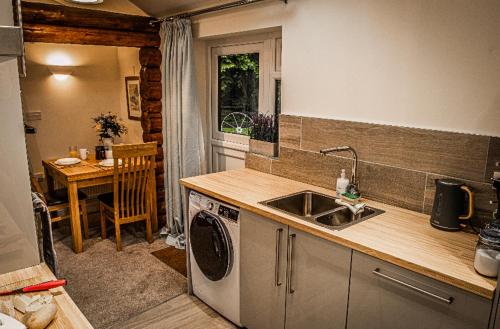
[0,263,93,328]
[180,168,497,300]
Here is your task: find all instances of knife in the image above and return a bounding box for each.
[0,279,67,296]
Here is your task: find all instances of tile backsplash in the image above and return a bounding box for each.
[246,115,499,227]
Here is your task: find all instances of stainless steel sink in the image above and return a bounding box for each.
[262,191,341,217]
[315,206,381,227]
[260,190,384,230]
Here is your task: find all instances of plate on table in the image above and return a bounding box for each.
[55,158,81,166]
[99,159,122,167]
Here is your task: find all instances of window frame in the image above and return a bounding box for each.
[210,41,269,145]
[206,30,281,173]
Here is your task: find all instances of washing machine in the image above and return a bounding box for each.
[188,191,240,326]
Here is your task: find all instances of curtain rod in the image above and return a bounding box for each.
[150,0,287,25]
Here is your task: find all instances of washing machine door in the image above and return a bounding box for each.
[190,210,233,281]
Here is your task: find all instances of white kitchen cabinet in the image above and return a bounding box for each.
[240,210,351,329]
[240,210,288,329]
[284,226,351,329]
[347,251,491,329]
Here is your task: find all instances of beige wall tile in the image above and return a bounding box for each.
[271,147,352,190]
[357,162,426,212]
[279,115,301,149]
[245,153,272,173]
[486,137,500,181]
[300,117,489,182]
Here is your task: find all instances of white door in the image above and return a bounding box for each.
[208,32,281,172]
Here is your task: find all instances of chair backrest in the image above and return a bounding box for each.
[111,142,157,221]
[30,176,44,194]
[30,175,47,203]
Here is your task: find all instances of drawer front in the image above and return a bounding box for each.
[347,251,491,329]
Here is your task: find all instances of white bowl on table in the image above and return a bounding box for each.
[55,158,81,166]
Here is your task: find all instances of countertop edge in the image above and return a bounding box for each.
[180,177,495,300]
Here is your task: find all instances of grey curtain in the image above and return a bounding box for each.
[160,19,204,241]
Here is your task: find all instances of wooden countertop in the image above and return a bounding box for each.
[0,263,93,328]
[180,169,497,300]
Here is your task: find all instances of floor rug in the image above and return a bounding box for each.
[151,247,187,277]
[52,224,187,329]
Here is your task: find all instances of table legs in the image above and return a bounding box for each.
[44,167,55,195]
[68,182,83,253]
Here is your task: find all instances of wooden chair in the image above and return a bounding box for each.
[30,176,89,239]
[98,142,157,251]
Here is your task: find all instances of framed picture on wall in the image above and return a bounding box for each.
[125,76,141,120]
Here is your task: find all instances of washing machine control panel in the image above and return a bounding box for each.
[191,191,240,222]
[218,205,239,222]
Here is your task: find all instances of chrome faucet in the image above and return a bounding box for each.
[320,146,360,196]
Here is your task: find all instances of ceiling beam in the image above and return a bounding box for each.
[22,23,160,47]
[21,1,157,33]
[20,1,160,47]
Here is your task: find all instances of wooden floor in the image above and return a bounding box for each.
[113,294,236,329]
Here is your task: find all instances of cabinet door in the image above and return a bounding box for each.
[347,251,491,329]
[240,210,288,329]
[285,228,351,329]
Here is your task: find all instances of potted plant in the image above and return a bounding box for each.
[92,112,128,147]
[249,113,278,157]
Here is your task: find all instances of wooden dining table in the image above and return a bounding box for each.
[42,158,157,253]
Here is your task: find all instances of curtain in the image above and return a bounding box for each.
[160,19,204,245]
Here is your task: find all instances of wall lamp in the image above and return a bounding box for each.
[47,65,73,81]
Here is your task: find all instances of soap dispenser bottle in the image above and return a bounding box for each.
[336,169,350,195]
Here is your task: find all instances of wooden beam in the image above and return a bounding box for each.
[140,67,161,82]
[142,101,162,113]
[21,1,158,34]
[140,81,162,100]
[23,23,160,47]
[139,47,162,67]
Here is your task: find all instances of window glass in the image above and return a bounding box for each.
[218,53,259,136]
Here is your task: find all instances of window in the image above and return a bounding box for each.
[208,31,281,173]
[218,53,259,136]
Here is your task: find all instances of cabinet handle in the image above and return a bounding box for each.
[275,228,283,286]
[372,268,454,304]
[287,233,296,294]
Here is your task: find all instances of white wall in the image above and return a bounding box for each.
[21,43,142,174]
[0,0,40,274]
[117,47,143,144]
[192,0,500,137]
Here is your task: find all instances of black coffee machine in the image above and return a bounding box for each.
[430,179,474,231]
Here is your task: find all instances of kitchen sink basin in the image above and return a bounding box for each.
[260,190,384,230]
[315,206,382,228]
[262,191,341,217]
